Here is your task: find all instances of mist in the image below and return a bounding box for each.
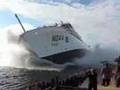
[75,45,120,67]
[0,28,29,67]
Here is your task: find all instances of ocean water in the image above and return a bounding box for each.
[0,65,82,90]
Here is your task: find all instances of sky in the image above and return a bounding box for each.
[0,0,120,49]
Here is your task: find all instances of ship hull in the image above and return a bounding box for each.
[42,49,86,64]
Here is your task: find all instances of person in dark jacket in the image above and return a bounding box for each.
[101,63,112,86]
[87,68,98,90]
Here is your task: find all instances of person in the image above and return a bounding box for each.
[115,63,120,87]
[101,63,113,86]
[37,81,42,90]
[87,68,98,90]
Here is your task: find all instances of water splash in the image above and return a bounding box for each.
[0,27,64,71]
[0,29,29,67]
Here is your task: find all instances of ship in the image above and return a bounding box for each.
[15,14,88,64]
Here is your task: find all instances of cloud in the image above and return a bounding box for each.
[0,0,120,49]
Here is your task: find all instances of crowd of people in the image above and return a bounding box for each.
[25,72,86,90]
[101,63,120,88]
[25,61,120,90]
[86,61,120,90]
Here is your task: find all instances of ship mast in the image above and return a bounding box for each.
[15,14,26,33]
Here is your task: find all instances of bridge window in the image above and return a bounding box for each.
[65,36,69,43]
[52,35,64,41]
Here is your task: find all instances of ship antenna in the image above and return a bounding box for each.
[15,14,26,33]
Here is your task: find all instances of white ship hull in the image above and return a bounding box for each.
[20,23,87,64]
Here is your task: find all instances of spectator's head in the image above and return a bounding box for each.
[105,63,109,68]
[93,69,97,74]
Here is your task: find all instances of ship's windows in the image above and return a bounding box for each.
[52,36,56,41]
[61,36,64,40]
[62,23,73,29]
[65,36,69,43]
[52,35,64,41]
[52,43,58,46]
[62,24,69,29]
